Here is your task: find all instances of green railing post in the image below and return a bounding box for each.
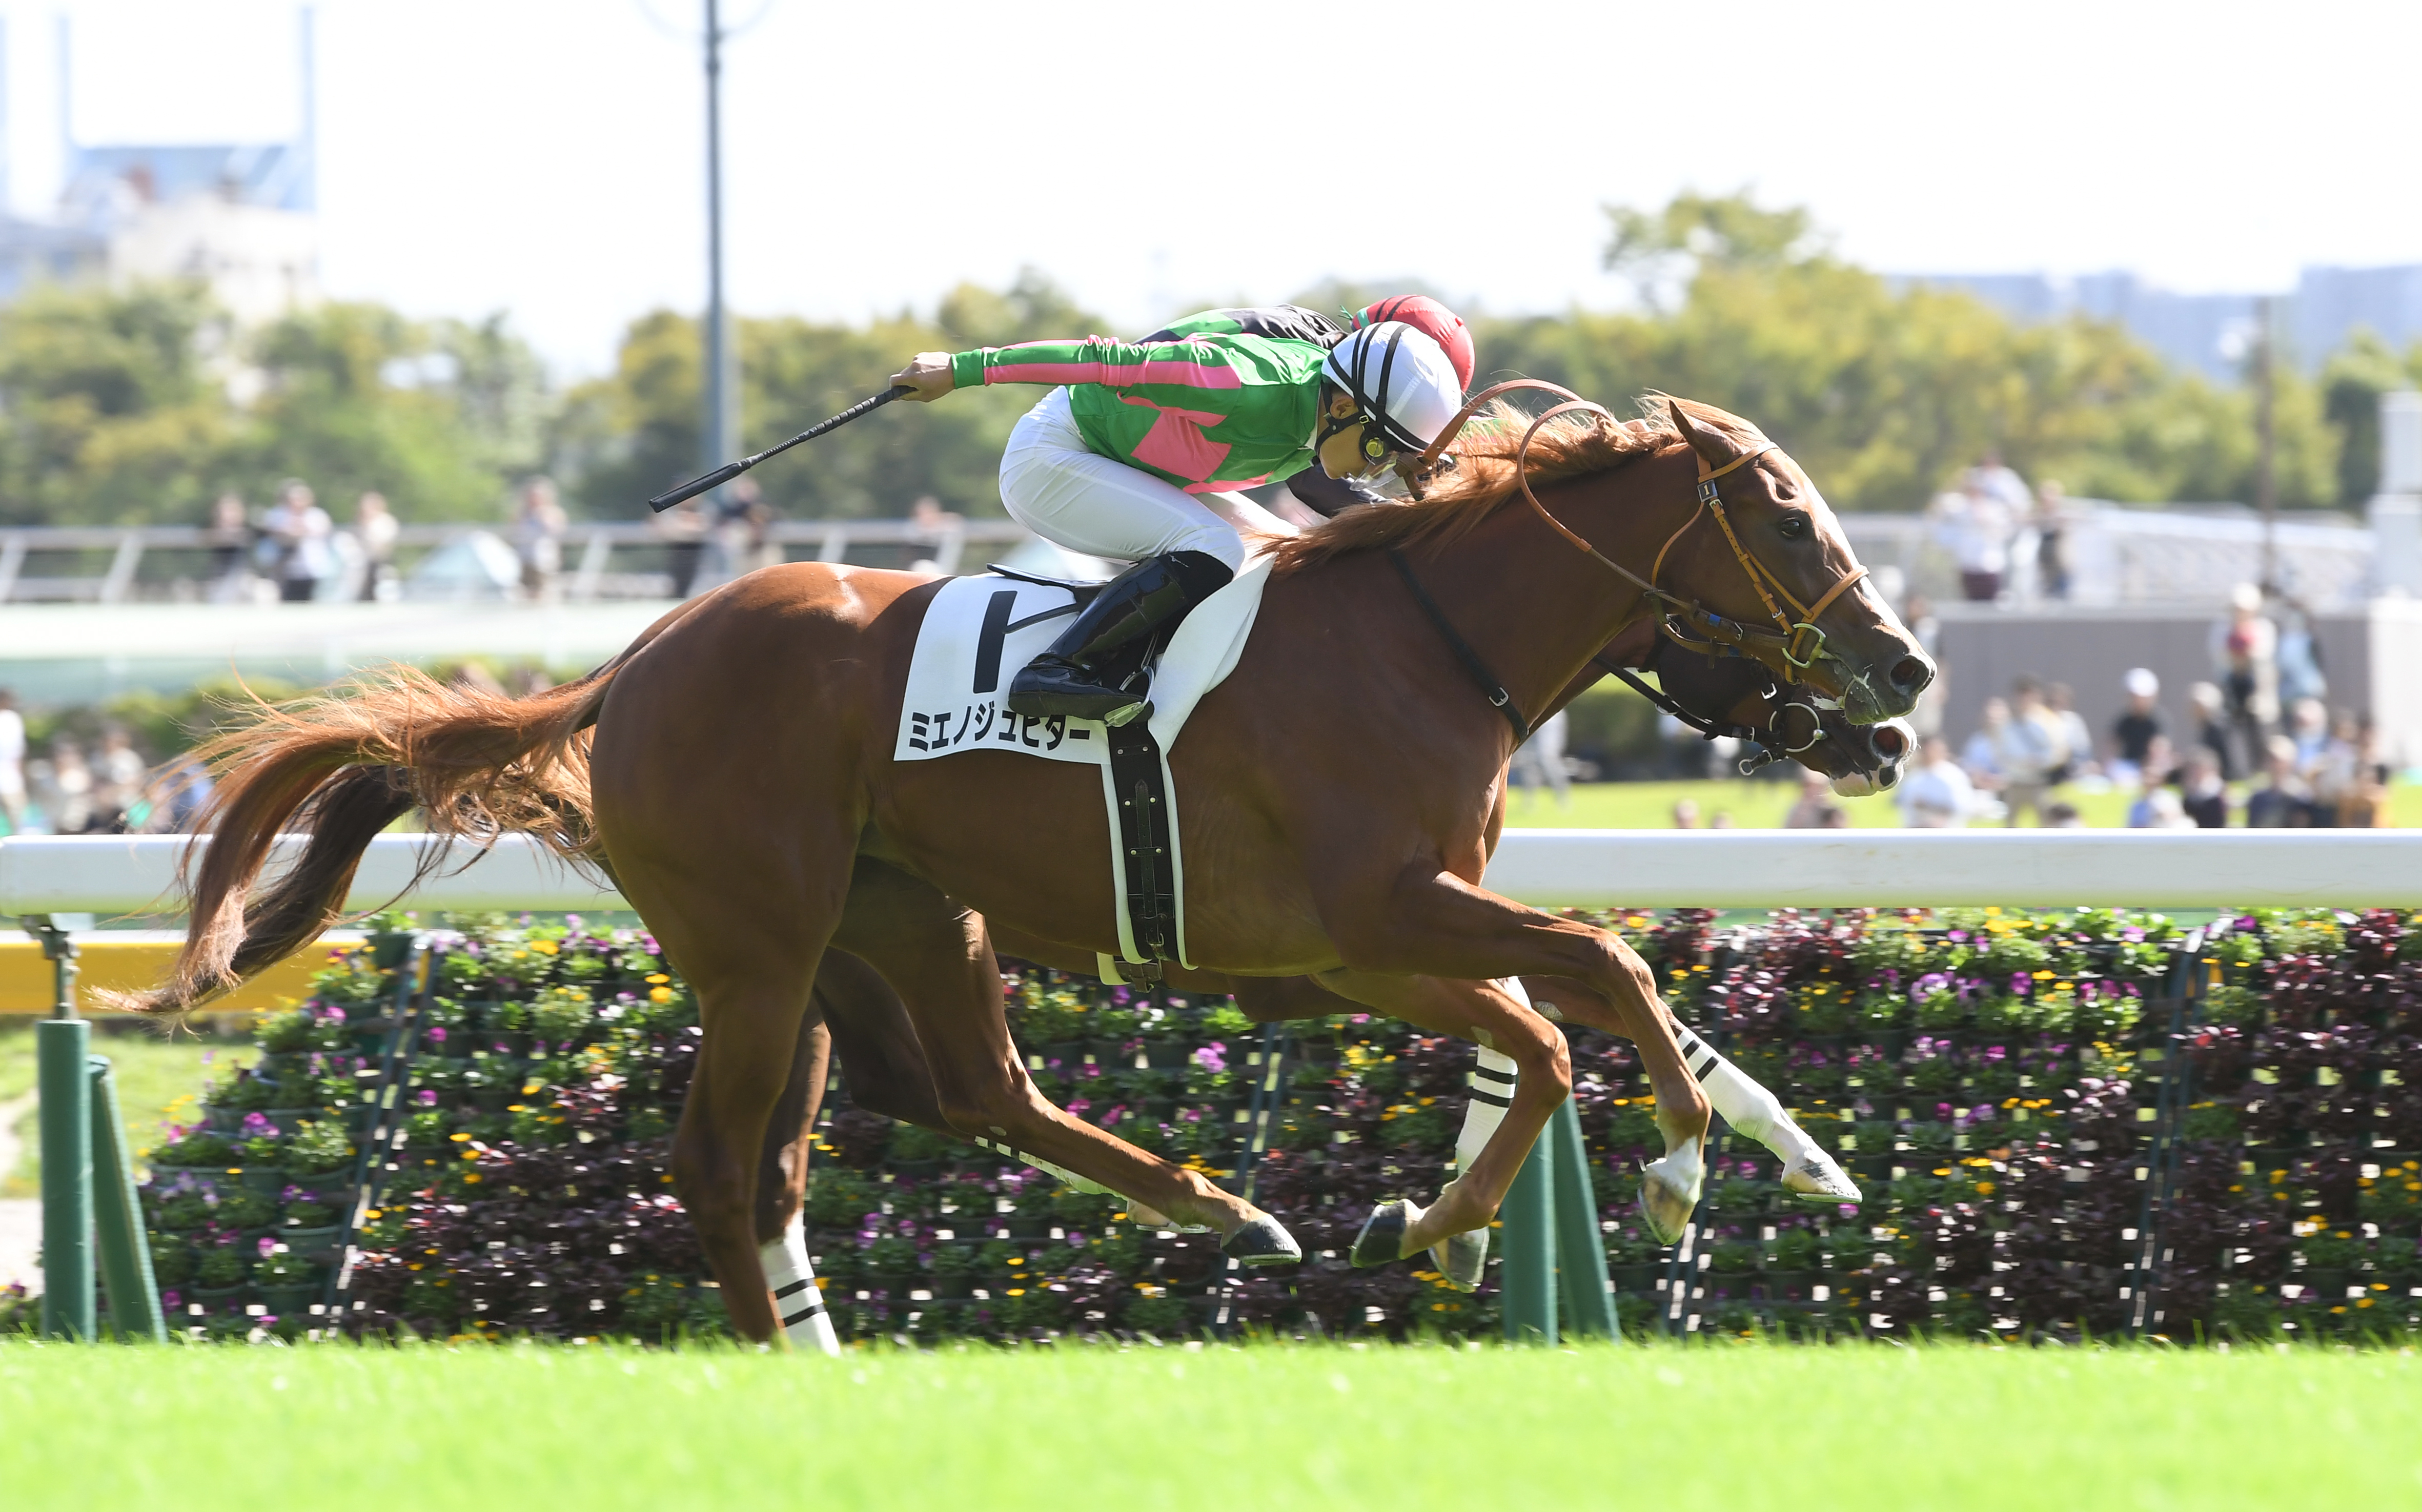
[1499,1123,1558,1345]
[89,1055,167,1341]
[1548,1097,1618,1340]
[26,914,94,1341]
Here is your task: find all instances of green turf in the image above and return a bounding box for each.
[0,1339,2415,1509]
[0,1024,253,1197]
[1502,775,2422,829]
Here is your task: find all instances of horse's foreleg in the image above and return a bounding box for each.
[1309,970,1569,1261]
[1321,868,1711,1240]
[1521,974,1860,1203]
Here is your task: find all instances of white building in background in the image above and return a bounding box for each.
[0,10,319,325]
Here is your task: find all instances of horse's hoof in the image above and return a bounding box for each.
[1430,1226,1488,1292]
[1781,1147,1862,1204]
[1349,1199,1418,1268]
[1222,1216,1301,1266]
[1639,1140,1706,1246]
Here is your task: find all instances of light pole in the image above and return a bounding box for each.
[701,0,738,504]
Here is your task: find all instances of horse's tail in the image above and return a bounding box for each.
[114,660,626,1017]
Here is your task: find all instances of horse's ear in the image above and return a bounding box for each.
[1665,398,1736,475]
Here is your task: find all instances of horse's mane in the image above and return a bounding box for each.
[1265,393,1771,576]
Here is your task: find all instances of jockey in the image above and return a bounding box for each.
[889,304,1469,724]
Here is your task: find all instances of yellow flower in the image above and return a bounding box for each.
[645,973,670,985]
[650,987,673,1004]
[530,939,559,955]
[1005,1288,1025,1297]
[451,1132,471,1141]
[462,1173,481,1183]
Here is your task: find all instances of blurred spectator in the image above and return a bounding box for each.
[2287,698,2329,768]
[1991,676,2070,826]
[2134,734,2180,790]
[2272,588,2328,709]
[1961,697,2010,787]
[2179,749,2229,829]
[2133,787,2197,830]
[1670,798,1701,829]
[1902,592,1943,742]
[2339,722,2391,828]
[1897,737,1978,828]
[1783,770,1845,829]
[2211,582,2277,768]
[148,753,215,834]
[2186,682,2236,782]
[515,477,569,601]
[205,492,254,603]
[2111,668,2163,784]
[2045,682,2095,783]
[2043,800,2085,828]
[1511,709,1573,808]
[350,492,400,601]
[259,480,334,603]
[1929,476,2014,602]
[2032,479,2072,600]
[2246,736,2313,829]
[655,497,709,599]
[0,688,23,835]
[1707,810,1736,829]
[92,726,145,826]
[35,740,96,833]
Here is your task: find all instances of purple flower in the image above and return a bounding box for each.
[429,1027,447,1044]
[1065,1098,1092,1120]
[256,1235,277,1257]
[239,1112,278,1138]
[415,1089,437,1106]
[1192,1043,1227,1074]
[2010,973,2031,996]
[1099,1104,1128,1128]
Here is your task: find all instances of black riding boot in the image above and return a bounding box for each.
[1005,550,1234,724]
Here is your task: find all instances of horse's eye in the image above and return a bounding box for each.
[1778,512,1809,541]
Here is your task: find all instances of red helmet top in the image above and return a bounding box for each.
[1354,295,1474,392]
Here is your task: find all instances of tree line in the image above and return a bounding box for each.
[3,193,2416,528]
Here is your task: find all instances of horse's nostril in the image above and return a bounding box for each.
[1888,655,1933,694]
[1870,724,1910,762]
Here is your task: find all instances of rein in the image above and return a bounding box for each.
[1406,380,1867,686]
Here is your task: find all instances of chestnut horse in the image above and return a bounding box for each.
[752,627,1916,1261]
[127,397,1930,1342]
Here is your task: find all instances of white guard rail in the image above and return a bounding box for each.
[2,830,2417,917]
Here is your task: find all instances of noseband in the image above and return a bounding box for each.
[1411,381,1868,686]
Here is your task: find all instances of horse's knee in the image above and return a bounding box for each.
[1500,1012,1573,1098]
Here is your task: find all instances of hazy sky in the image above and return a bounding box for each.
[14,0,2421,377]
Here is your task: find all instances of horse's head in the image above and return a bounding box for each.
[1653,399,1935,725]
[1650,643,1914,794]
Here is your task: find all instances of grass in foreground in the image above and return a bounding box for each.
[1,1339,2416,1510]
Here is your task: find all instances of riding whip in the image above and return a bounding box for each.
[647,384,913,513]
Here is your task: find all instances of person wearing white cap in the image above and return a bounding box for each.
[889,319,1467,723]
[2111,667,2164,787]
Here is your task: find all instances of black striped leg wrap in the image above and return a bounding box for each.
[1673,1025,1724,1084]
[774,1277,827,1330]
[1467,1061,1516,1108]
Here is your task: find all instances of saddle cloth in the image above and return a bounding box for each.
[892,556,1274,971]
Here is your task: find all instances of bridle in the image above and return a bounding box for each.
[1589,641,1825,777]
[1407,380,1868,688]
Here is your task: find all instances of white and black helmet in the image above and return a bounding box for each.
[1319,321,1466,461]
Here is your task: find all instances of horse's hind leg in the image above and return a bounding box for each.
[831,860,1297,1262]
[751,1009,840,1355]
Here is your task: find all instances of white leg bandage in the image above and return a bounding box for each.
[759,1213,840,1357]
[1671,1021,1818,1164]
[1450,979,1528,1174]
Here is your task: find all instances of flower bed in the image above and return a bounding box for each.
[131,906,2422,1343]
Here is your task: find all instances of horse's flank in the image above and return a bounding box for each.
[1265,393,1773,575]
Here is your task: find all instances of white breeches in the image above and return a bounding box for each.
[998,388,1294,572]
